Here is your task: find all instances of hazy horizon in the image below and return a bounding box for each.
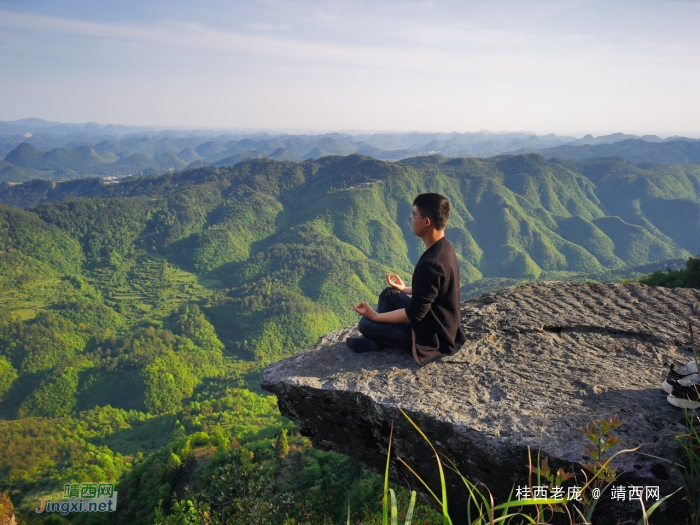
[2,0,699,134]
[5,117,700,140]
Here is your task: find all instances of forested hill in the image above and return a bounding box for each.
[2,151,699,361]
[1,152,699,522]
[2,153,700,275]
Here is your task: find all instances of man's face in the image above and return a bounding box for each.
[411,205,429,237]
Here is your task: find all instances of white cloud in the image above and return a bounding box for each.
[0,9,537,75]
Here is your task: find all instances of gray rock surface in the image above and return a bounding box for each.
[261,282,700,524]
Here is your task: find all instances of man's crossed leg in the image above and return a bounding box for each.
[347,287,412,353]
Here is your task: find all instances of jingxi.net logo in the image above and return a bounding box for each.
[35,483,118,516]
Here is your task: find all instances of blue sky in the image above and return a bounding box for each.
[1,0,699,135]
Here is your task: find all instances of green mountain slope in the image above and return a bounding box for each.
[2,153,697,367]
[0,153,698,523]
[6,143,114,171]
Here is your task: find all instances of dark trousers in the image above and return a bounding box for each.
[358,287,413,352]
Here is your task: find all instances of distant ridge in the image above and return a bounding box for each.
[539,138,700,163]
[1,120,700,182]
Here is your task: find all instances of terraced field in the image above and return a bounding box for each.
[91,251,216,322]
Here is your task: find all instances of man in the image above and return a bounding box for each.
[348,193,466,366]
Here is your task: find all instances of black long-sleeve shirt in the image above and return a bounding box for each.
[405,237,466,366]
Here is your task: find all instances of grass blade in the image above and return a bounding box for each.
[634,487,681,525]
[383,422,394,525]
[390,488,398,525]
[397,457,441,505]
[399,408,453,525]
[405,491,416,525]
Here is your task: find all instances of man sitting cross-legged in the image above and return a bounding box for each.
[348,193,466,366]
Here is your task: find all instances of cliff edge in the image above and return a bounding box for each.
[261,281,700,524]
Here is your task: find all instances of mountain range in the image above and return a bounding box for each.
[2,119,700,182]
[1,152,698,396]
[3,152,698,285]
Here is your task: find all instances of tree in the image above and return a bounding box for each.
[142,360,181,414]
[163,448,280,525]
[0,358,17,401]
[277,429,290,459]
[0,491,18,525]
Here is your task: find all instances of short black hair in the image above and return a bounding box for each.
[413,193,450,230]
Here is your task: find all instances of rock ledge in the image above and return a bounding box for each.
[262,282,700,523]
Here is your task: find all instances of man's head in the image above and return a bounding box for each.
[412,193,450,232]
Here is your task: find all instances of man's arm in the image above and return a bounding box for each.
[374,308,409,323]
[352,302,410,323]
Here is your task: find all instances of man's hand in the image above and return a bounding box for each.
[352,301,377,320]
[385,273,406,292]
